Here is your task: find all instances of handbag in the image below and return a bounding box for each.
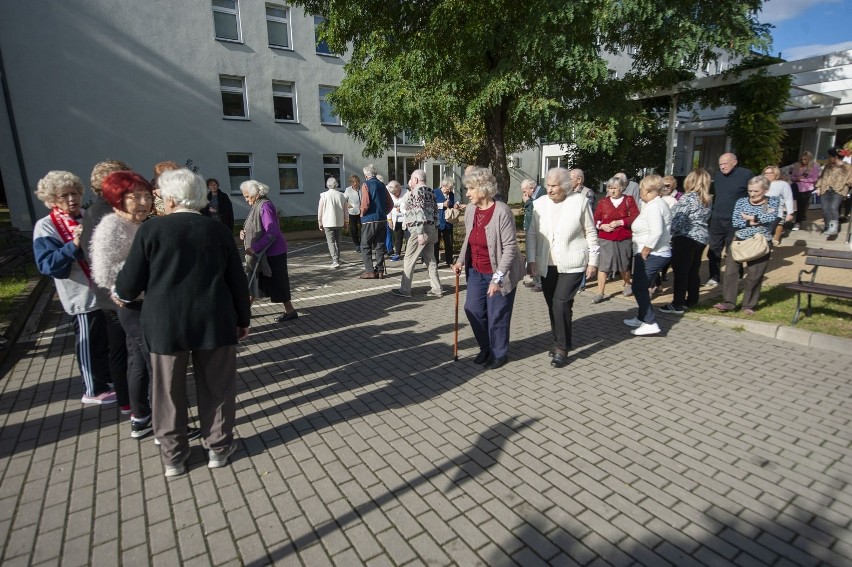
[444,206,461,224]
[730,233,769,263]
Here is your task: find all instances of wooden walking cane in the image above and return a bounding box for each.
[453,271,460,361]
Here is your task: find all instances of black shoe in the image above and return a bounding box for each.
[551,353,568,368]
[485,356,508,370]
[277,311,298,323]
[131,415,153,439]
[473,349,490,364]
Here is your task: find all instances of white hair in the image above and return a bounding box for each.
[411,169,427,184]
[362,164,377,178]
[158,169,208,210]
[326,177,339,190]
[240,179,270,198]
[570,168,584,183]
[520,178,536,190]
[386,180,402,195]
[441,176,455,189]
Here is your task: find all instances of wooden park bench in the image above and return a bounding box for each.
[784,248,852,324]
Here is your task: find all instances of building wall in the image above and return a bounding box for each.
[0,0,407,227]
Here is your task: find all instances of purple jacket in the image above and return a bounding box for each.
[250,201,288,256]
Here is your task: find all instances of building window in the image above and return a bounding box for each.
[319,86,340,125]
[273,81,297,121]
[227,153,252,193]
[266,5,291,49]
[391,131,421,146]
[314,16,332,55]
[627,45,638,56]
[607,69,617,79]
[213,0,241,42]
[278,154,301,193]
[323,155,343,186]
[220,75,247,118]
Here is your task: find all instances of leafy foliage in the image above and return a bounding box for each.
[293,0,771,195]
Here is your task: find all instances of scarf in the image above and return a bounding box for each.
[50,207,92,282]
[243,197,273,279]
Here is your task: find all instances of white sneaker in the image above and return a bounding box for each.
[623,317,642,327]
[631,322,661,336]
[330,262,340,268]
[791,223,800,231]
[623,284,633,297]
[208,441,238,469]
[703,278,719,288]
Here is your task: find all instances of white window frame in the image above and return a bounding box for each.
[220,75,248,119]
[212,0,241,43]
[314,16,336,56]
[277,154,302,193]
[319,86,341,125]
[227,153,252,194]
[322,154,344,186]
[265,5,292,50]
[272,81,298,122]
[627,45,639,56]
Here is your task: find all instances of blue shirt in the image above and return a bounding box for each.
[434,188,456,230]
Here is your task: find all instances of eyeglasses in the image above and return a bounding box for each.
[54,192,82,202]
[125,193,153,203]
[664,184,671,188]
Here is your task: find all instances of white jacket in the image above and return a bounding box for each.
[318,189,348,228]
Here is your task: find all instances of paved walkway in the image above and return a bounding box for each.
[1,237,851,566]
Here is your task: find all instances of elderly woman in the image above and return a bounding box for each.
[762,165,795,245]
[33,171,115,404]
[115,169,250,477]
[201,178,234,232]
[453,167,524,370]
[90,171,156,438]
[789,151,820,230]
[435,176,460,268]
[591,176,636,304]
[662,175,682,203]
[660,169,713,315]
[80,159,132,414]
[714,176,780,315]
[624,175,671,336]
[815,147,852,237]
[345,175,362,253]
[386,180,406,261]
[240,180,297,322]
[527,168,599,368]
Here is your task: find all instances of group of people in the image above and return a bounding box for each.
[32,149,851,476]
[33,160,298,478]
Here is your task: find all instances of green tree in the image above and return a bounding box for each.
[294,0,770,196]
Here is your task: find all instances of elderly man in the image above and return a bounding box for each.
[570,169,596,209]
[707,152,752,287]
[318,177,348,268]
[615,172,640,201]
[391,169,442,297]
[358,164,393,279]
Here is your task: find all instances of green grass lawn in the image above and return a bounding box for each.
[0,275,29,323]
[689,284,852,338]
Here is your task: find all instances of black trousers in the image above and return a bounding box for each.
[117,305,152,419]
[433,226,454,266]
[670,235,706,308]
[392,221,404,256]
[707,217,733,281]
[348,214,361,247]
[541,270,584,352]
[103,309,129,407]
[795,191,812,224]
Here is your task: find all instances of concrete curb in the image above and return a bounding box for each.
[694,314,852,354]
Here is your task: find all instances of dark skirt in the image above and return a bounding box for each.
[598,238,632,273]
[258,252,291,303]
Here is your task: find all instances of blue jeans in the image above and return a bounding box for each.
[631,254,669,325]
[464,268,517,359]
[822,189,842,226]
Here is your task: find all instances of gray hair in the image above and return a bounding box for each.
[521,178,536,191]
[363,164,377,178]
[570,168,584,184]
[411,169,427,185]
[462,167,497,199]
[545,167,572,193]
[387,180,402,195]
[240,179,270,198]
[614,172,628,189]
[441,176,455,189]
[159,169,208,210]
[748,175,770,192]
[35,170,85,207]
[326,177,339,190]
[605,176,623,191]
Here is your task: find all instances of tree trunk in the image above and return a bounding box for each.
[484,102,510,200]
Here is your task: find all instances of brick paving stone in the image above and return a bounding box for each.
[3,245,852,566]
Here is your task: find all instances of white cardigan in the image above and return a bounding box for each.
[631,197,672,256]
[526,193,599,278]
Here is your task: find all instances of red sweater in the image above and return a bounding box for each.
[593,196,637,241]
